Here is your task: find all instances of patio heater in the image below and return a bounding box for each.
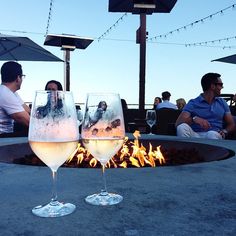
[109,0,178,111]
[44,34,93,91]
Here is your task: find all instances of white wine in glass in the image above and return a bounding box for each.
[81,93,125,206]
[28,90,79,217]
[146,110,156,135]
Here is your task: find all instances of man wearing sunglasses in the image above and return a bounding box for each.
[175,72,235,139]
[0,61,30,135]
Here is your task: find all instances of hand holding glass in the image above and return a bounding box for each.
[28,91,79,217]
[81,93,125,206]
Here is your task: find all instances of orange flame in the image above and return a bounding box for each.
[67,131,166,168]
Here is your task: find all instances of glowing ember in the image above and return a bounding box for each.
[66,131,166,168]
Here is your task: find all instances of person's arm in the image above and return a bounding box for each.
[22,103,31,114]
[175,111,192,127]
[222,113,235,134]
[11,111,30,127]
[175,111,211,130]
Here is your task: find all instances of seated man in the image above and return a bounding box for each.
[175,72,235,139]
[156,91,177,110]
[0,61,30,135]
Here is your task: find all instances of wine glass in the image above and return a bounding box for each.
[28,90,79,217]
[81,93,125,206]
[146,110,156,135]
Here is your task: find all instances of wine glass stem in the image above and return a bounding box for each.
[149,125,153,134]
[50,170,58,205]
[101,164,108,196]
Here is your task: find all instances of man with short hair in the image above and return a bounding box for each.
[156,91,177,110]
[175,73,235,139]
[0,61,30,134]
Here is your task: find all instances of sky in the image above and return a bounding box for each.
[1,0,236,107]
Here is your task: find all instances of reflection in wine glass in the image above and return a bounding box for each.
[28,90,79,217]
[81,93,125,206]
[77,109,83,127]
[146,110,156,135]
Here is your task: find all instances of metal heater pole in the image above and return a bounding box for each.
[139,13,146,112]
[64,49,70,91]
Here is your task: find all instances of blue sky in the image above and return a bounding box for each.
[1,0,236,106]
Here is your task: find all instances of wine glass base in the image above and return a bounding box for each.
[85,193,123,206]
[32,201,76,217]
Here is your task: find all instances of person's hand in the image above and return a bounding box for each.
[193,116,211,130]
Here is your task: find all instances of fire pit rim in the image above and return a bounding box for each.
[0,135,235,167]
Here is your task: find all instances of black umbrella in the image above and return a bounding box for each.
[212,54,236,65]
[0,34,63,62]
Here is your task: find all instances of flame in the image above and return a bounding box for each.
[67,131,166,168]
[89,158,97,167]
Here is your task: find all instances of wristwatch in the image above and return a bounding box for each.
[222,129,228,135]
[192,116,197,122]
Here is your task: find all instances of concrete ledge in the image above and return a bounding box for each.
[0,135,236,235]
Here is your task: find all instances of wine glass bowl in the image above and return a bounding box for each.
[28,90,79,217]
[81,93,125,206]
[146,110,156,135]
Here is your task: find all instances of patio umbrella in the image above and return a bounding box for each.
[212,54,236,64]
[0,34,63,62]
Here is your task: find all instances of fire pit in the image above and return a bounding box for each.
[0,134,234,168]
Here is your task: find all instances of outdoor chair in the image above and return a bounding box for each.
[154,108,181,135]
[218,94,235,106]
[123,109,147,133]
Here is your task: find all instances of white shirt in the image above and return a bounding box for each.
[156,100,178,110]
[0,85,24,133]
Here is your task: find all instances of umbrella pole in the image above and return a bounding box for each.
[138,13,146,112]
[63,49,70,91]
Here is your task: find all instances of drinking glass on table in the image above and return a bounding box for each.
[146,110,156,135]
[81,93,125,206]
[28,90,79,217]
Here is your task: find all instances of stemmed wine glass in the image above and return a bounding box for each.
[146,110,156,135]
[28,90,79,217]
[81,93,125,206]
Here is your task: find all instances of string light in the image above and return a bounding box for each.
[148,4,236,41]
[148,40,236,49]
[95,37,135,43]
[97,13,128,42]
[0,29,44,35]
[185,35,236,47]
[45,0,54,36]
[1,3,235,50]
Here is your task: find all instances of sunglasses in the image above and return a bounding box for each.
[20,74,26,79]
[214,82,223,87]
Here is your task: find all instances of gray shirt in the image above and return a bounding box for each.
[0,85,24,133]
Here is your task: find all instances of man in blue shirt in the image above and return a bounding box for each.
[156,91,177,110]
[175,73,235,139]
